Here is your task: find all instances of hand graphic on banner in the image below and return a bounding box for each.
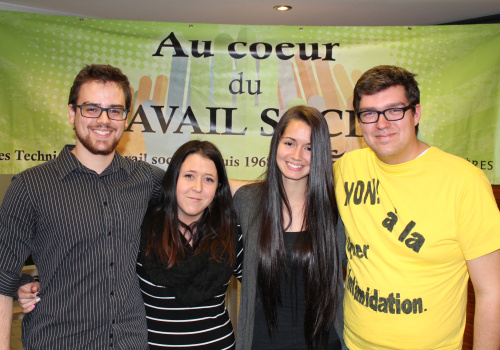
[117,75,169,157]
[278,59,364,159]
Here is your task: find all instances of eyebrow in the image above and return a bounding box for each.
[282,136,311,145]
[183,169,217,177]
[80,102,125,108]
[359,102,406,111]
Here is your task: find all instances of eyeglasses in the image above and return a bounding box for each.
[75,104,129,121]
[357,105,415,124]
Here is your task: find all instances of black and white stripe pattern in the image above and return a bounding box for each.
[0,145,164,349]
[136,229,243,349]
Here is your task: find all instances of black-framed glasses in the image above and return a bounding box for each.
[357,105,415,124]
[75,104,129,121]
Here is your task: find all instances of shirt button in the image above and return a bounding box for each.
[110,334,113,338]
[110,262,114,267]
[110,291,114,296]
[112,319,115,324]
[104,201,108,206]
[108,231,111,236]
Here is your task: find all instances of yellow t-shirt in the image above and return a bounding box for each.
[333,147,500,350]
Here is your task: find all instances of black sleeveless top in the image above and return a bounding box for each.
[252,231,341,349]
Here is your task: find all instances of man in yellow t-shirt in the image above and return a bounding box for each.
[334,65,500,350]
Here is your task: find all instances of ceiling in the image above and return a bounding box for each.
[0,0,499,27]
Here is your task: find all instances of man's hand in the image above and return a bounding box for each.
[17,282,40,313]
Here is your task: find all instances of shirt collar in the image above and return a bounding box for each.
[55,145,131,179]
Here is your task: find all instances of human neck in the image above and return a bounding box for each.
[282,178,307,232]
[179,222,196,247]
[284,182,307,204]
[71,144,115,174]
[378,140,429,165]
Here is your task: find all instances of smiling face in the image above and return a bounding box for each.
[359,85,422,165]
[176,153,218,226]
[69,81,126,158]
[276,119,312,186]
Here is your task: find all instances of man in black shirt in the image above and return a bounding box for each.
[0,64,163,349]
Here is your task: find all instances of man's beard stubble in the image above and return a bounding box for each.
[75,125,120,156]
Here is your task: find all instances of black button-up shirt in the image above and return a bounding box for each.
[0,145,164,349]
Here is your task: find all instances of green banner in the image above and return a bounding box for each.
[0,11,499,183]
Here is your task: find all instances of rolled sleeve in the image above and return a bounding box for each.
[0,174,34,296]
[0,270,21,297]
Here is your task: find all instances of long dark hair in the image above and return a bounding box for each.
[146,140,236,267]
[257,105,340,348]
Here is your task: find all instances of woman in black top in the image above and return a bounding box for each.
[234,106,345,350]
[136,140,242,349]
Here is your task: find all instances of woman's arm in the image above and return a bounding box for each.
[233,226,244,281]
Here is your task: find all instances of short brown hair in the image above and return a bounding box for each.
[68,64,132,110]
[353,65,420,134]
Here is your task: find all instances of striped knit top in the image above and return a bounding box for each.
[136,228,243,349]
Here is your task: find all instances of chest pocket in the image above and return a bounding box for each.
[113,199,148,243]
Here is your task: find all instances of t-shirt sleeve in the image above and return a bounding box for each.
[458,171,500,261]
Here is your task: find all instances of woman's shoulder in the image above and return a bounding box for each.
[233,182,263,220]
[234,182,262,203]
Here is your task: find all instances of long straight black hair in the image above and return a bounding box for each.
[146,140,236,267]
[257,105,340,348]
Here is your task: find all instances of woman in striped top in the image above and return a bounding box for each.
[136,140,243,349]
